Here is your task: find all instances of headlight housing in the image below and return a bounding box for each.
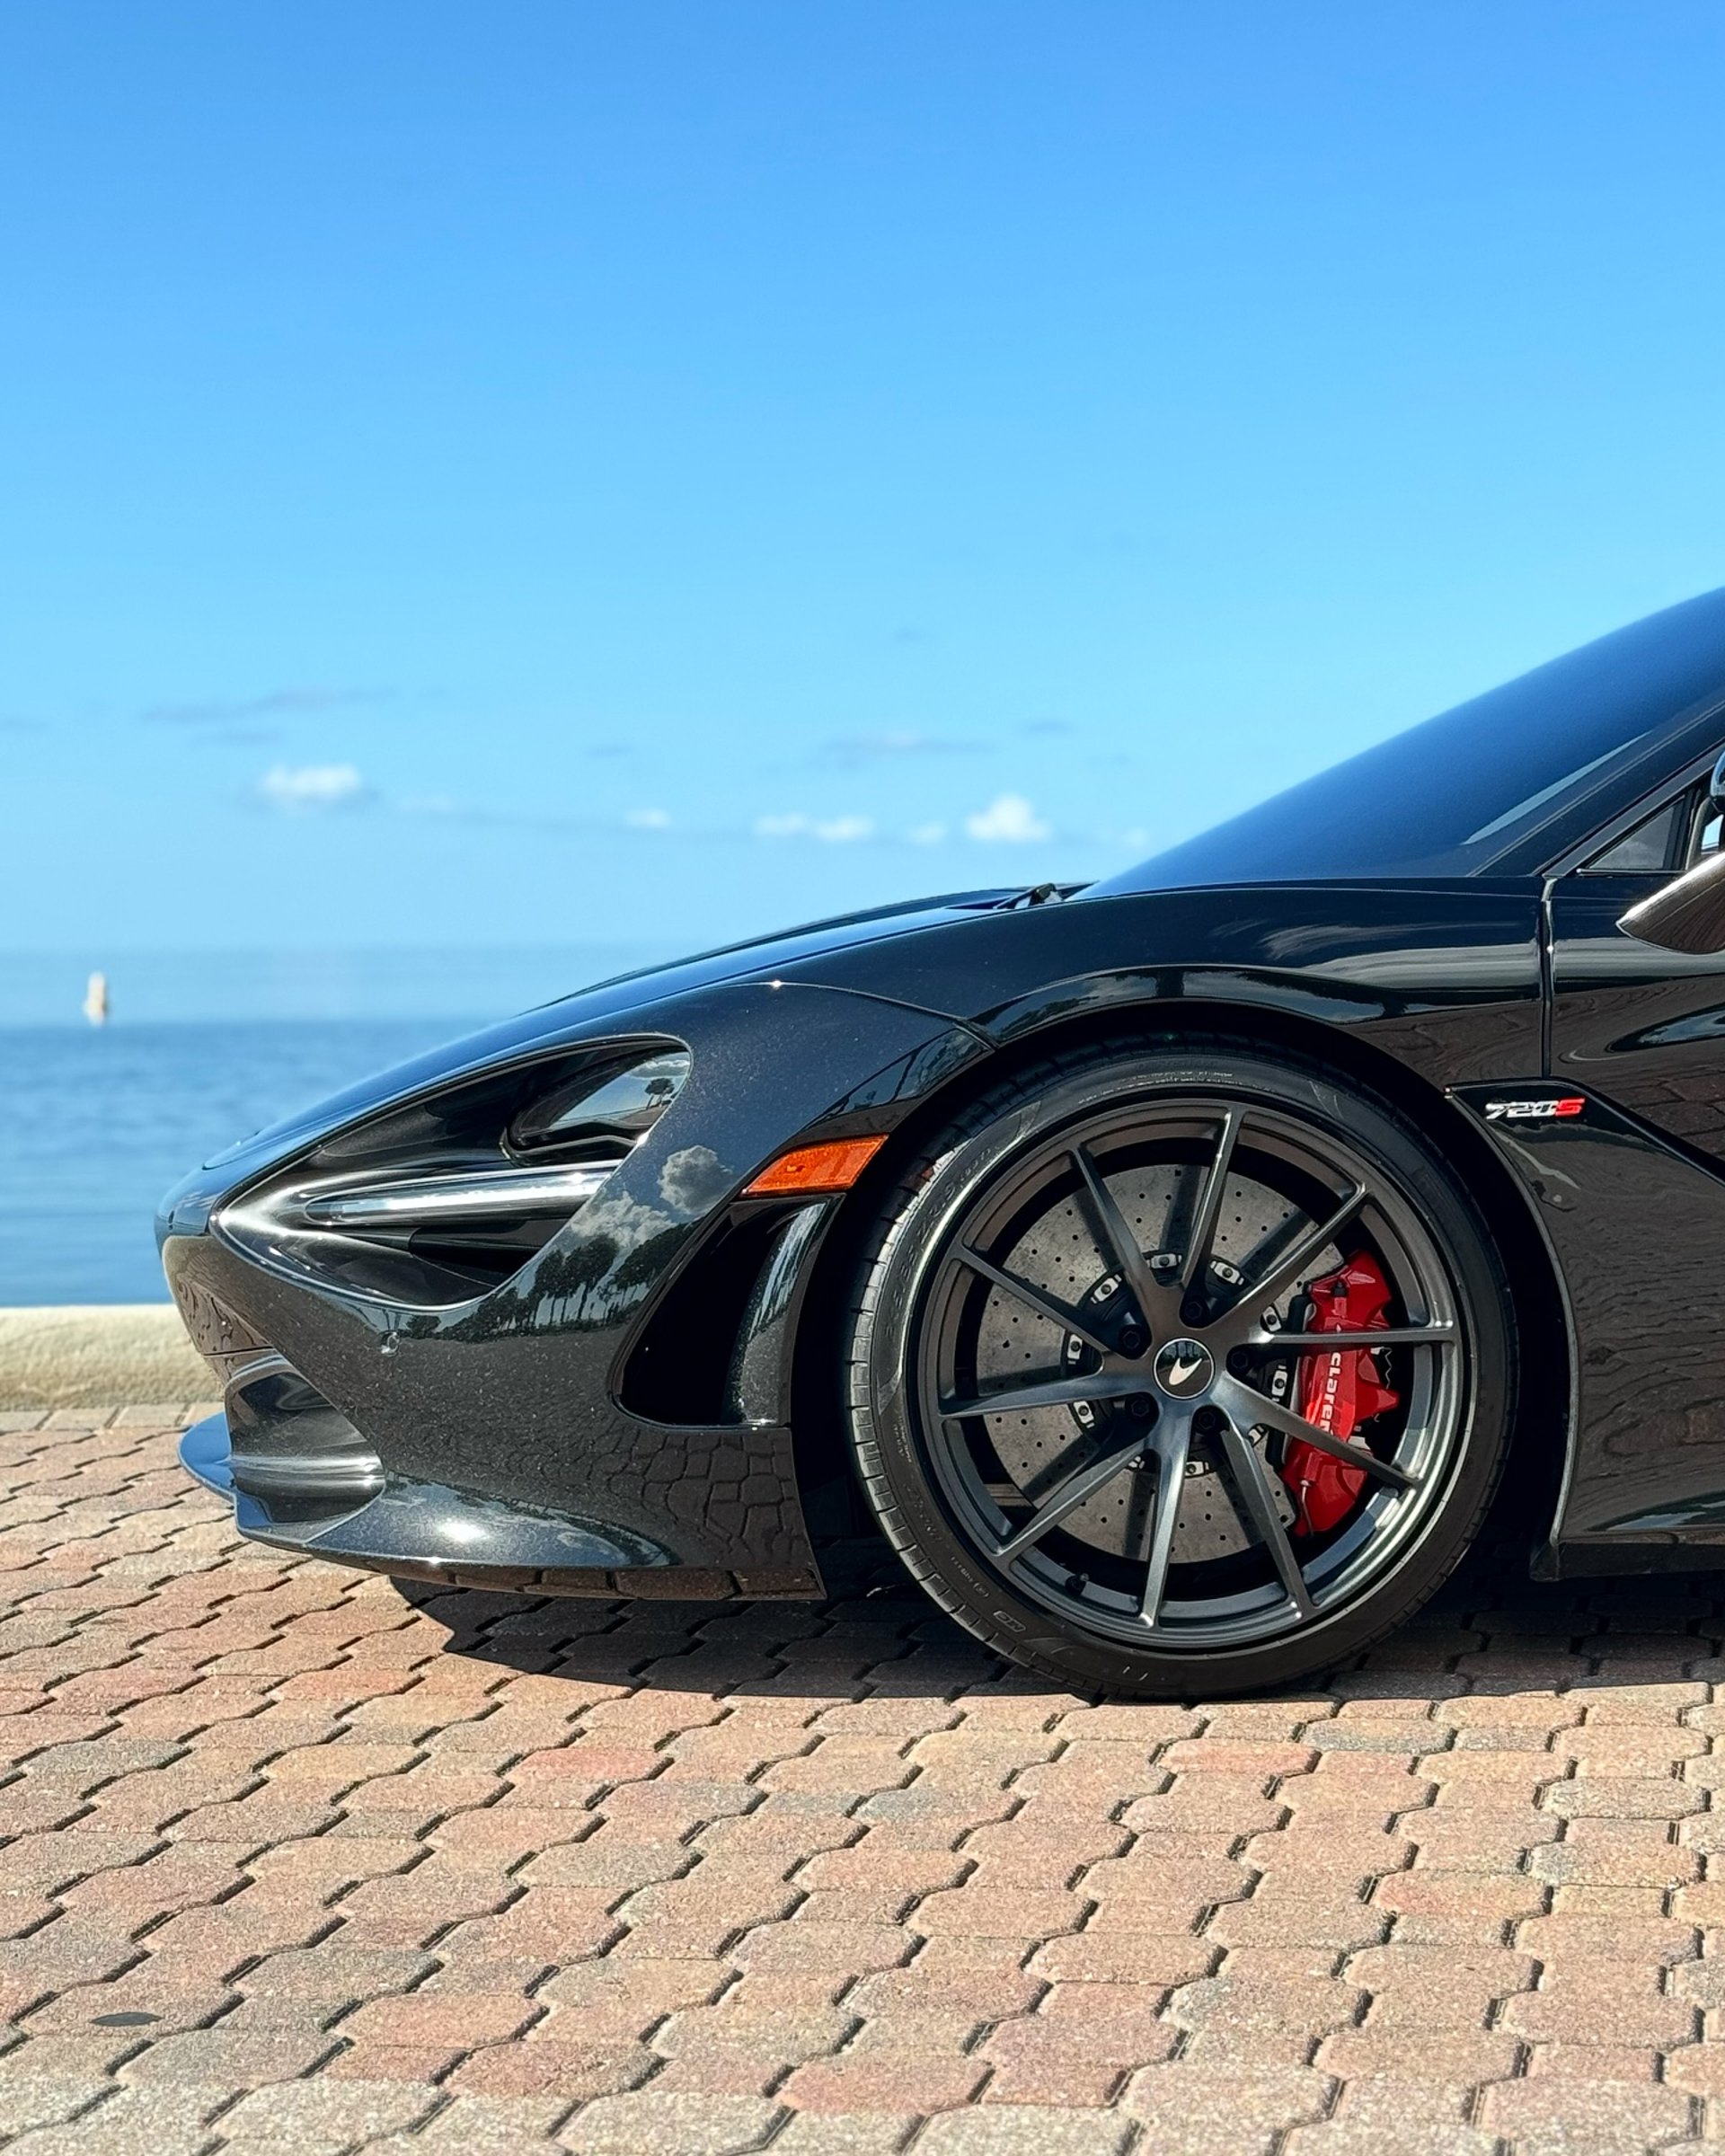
[507,1048,691,1162]
[215,1038,690,1309]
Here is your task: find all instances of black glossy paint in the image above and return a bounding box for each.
[166,980,967,1591]
[777,882,1545,1088]
[1093,585,1725,886]
[1551,875,1725,1166]
[1452,1084,1725,1567]
[159,588,1725,1595]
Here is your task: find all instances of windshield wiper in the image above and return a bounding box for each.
[997,881,1080,909]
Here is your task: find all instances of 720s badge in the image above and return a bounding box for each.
[1482,1096,1587,1122]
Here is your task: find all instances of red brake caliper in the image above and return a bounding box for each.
[1280,1252,1401,1535]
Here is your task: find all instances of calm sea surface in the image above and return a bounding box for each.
[0,1021,482,1304]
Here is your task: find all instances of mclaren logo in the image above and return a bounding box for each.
[1153,1338,1216,1398]
[1483,1096,1586,1123]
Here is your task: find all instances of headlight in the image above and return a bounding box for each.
[508,1048,691,1161]
[215,1038,691,1309]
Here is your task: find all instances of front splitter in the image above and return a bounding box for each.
[176,1415,823,1600]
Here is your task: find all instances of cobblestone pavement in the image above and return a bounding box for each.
[6,1414,1725,2154]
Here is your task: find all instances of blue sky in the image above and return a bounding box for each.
[7,3,1725,973]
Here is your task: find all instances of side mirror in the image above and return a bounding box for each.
[1621,747,1725,953]
[1620,853,1725,953]
[1613,750,1725,952]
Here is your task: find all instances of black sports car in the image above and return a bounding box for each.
[160,588,1725,1696]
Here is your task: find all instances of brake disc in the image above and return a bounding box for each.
[973,1159,1299,1562]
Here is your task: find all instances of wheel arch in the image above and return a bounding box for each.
[789,993,1572,1550]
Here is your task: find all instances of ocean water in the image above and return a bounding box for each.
[0,1020,482,1304]
[0,945,668,1028]
[0,941,685,1306]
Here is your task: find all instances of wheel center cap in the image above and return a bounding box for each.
[1153,1337,1215,1398]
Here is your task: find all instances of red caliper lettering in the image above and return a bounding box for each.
[1280,1252,1401,1535]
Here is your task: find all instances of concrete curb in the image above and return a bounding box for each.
[0,1306,207,1409]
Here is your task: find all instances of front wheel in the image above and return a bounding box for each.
[844,1039,1515,1698]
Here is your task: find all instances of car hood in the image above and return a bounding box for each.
[199,888,1021,1171]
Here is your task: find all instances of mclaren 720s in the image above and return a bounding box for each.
[162,589,1725,1696]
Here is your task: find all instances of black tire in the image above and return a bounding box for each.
[844,1036,1515,1699]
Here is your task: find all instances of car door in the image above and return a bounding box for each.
[1542,757,1725,1547]
[1548,760,1725,1161]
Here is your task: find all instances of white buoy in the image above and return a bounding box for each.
[82,971,110,1026]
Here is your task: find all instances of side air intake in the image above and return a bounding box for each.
[225,1357,384,1530]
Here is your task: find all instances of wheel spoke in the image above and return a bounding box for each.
[941,1370,1146,1421]
[1178,1107,1243,1290]
[1135,1409,1192,1628]
[1070,1144,1174,1329]
[1215,1416,1315,1619]
[1214,1189,1365,1335]
[957,1245,1115,1356]
[996,1434,1147,1559]
[1256,1324,1456,1352]
[1216,1374,1418,1490]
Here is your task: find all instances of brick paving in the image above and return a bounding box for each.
[3,1414,1725,2152]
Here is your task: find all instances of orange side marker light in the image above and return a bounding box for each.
[745,1135,888,1197]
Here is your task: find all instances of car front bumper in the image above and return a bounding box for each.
[160,976,985,1597]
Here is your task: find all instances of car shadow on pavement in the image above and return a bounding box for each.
[389,1528,1725,1705]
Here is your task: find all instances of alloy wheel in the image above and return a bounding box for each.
[911,1093,1468,1653]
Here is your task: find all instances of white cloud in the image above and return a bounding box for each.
[659,1144,733,1215]
[964,792,1050,843]
[909,820,947,845]
[625,808,671,830]
[753,811,875,843]
[257,763,367,812]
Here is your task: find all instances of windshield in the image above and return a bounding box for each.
[1091,588,1725,893]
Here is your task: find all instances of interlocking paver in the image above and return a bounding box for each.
[739,2122,916,2154]
[1119,2061,1332,2152]
[0,2083,230,2156]
[9,1418,1725,2150]
[1479,2073,1696,2150]
[782,2052,989,2112]
[920,2108,1135,2152]
[116,2026,340,2082]
[0,2073,111,2135]
[553,2089,781,2152]
[216,2078,439,2152]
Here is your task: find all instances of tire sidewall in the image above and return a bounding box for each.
[850,1045,1511,1697]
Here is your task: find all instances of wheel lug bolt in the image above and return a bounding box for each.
[1128,1394,1152,1419]
[1181,1300,1205,1328]
[1119,1326,1144,1355]
[1227,1349,1249,1375]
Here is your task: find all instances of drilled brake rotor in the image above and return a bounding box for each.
[976,1159,1304,1562]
